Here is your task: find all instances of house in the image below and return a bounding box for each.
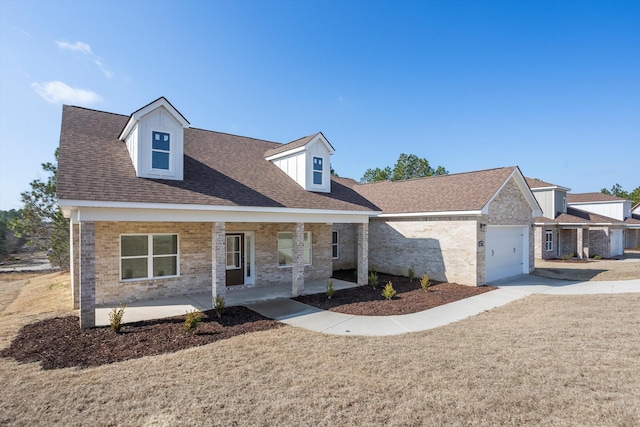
[57,98,541,328]
[57,98,378,328]
[526,178,627,259]
[335,167,541,286]
[567,193,640,250]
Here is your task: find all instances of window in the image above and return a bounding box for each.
[278,231,311,267]
[121,234,178,280]
[313,157,323,185]
[152,131,170,170]
[332,231,339,259]
[545,230,553,252]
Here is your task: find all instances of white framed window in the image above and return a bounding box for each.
[121,234,178,280]
[332,230,339,259]
[545,230,553,252]
[313,157,323,185]
[278,231,311,267]
[151,131,170,170]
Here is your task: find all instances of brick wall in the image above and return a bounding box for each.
[94,221,333,305]
[588,227,610,258]
[332,223,356,270]
[626,229,640,249]
[368,216,479,285]
[483,177,535,276]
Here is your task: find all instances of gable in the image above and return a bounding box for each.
[119,97,190,181]
[266,132,334,193]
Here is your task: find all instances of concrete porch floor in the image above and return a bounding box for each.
[95,278,359,327]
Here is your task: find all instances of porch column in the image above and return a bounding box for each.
[70,222,80,309]
[576,226,589,259]
[291,222,305,297]
[357,222,369,286]
[212,222,226,302]
[79,221,96,329]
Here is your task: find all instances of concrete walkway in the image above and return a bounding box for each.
[95,275,640,335]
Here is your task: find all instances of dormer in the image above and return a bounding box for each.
[526,178,570,219]
[119,97,190,180]
[265,132,335,193]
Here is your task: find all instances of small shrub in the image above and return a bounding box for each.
[109,304,126,334]
[420,273,431,292]
[214,295,225,318]
[593,254,602,260]
[326,279,336,299]
[381,281,396,300]
[184,309,203,333]
[408,266,415,282]
[368,271,379,289]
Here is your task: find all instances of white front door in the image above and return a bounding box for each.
[610,229,623,257]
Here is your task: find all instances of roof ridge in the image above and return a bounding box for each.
[187,127,281,145]
[355,166,516,186]
[63,104,128,117]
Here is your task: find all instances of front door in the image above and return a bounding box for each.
[226,234,244,286]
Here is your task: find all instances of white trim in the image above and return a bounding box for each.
[119,97,189,141]
[530,185,571,192]
[265,146,306,161]
[332,230,339,259]
[277,231,312,267]
[66,206,373,224]
[568,200,632,205]
[485,168,542,218]
[545,230,553,252]
[120,233,179,281]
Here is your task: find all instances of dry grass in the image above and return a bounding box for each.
[0,272,72,349]
[1,273,639,426]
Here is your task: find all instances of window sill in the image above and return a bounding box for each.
[121,275,179,283]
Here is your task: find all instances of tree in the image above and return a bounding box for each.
[9,149,69,268]
[0,209,24,260]
[601,183,640,205]
[360,153,448,183]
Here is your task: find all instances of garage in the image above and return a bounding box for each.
[485,226,527,282]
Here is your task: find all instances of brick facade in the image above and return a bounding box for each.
[86,221,333,306]
[365,177,534,287]
[368,216,479,285]
[332,223,356,270]
[626,229,640,249]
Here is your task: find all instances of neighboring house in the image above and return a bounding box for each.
[527,178,627,259]
[57,98,541,328]
[567,193,640,250]
[58,98,378,328]
[336,167,541,286]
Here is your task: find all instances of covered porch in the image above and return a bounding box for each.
[95,278,360,326]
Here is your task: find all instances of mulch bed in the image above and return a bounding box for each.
[0,307,282,370]
[294,270,497,316]
[1,271,496,370]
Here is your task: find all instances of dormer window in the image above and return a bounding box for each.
[152,131,171,170]
[313,157,323,185]
[119,97,189,181]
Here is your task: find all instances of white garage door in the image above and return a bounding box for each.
[485,226,526,282]
[610,229,623,257]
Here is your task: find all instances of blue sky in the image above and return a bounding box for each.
[1,0,638,210]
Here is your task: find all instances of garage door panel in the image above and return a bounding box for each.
[486,226,526,282]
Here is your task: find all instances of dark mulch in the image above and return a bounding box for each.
[546,259,594,263]
[0,307,282,370]
[2,271,496,371]
[294,270,497,316]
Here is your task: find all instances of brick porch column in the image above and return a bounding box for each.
[70,222,80,309]
[357,222,369,286]
[577,226,589,259]
[291,222,305,297]
[212,222,226,303]
[79,221,96,329]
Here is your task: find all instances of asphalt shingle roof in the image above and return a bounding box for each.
[351,167,519,214]
[57,106,378,212]
[567,192,630,203]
